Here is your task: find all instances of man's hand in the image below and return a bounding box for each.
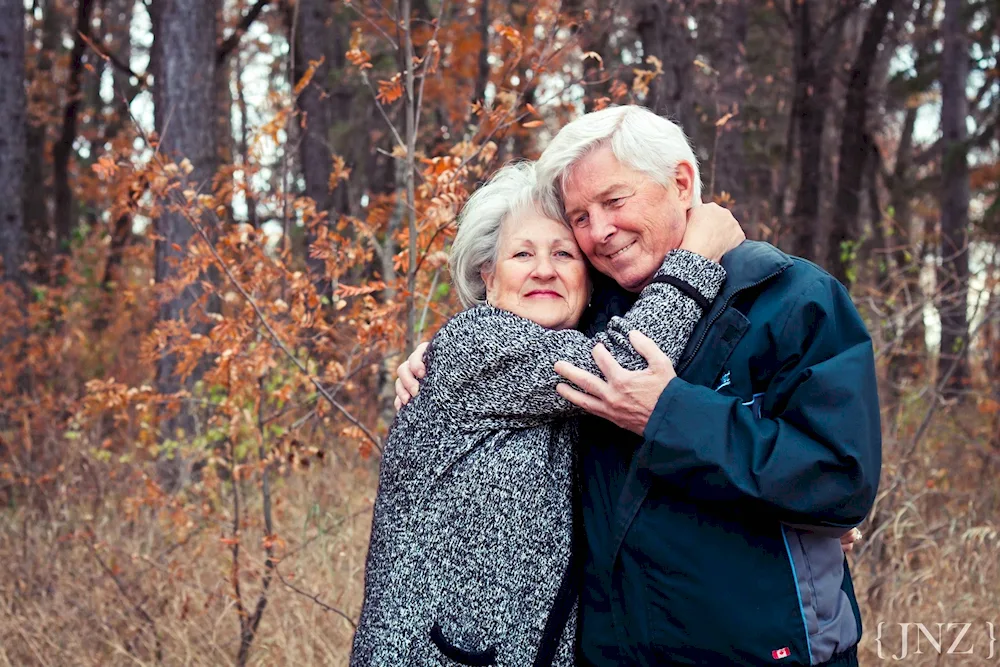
[554,331,676,435]
[394,342,430,411]
[680,203,746,262]
[841,527,863,554]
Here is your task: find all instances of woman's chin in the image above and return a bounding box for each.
[528,311,580,331]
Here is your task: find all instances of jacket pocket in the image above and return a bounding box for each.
[429,621,497,666]
[781,525,860,663]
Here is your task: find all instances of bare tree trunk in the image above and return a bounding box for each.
[882,0,935,395]
[24,0,61,280]
[216,21,235,225]
[828,0,897,286]
[93,0,136,333]
[937,0,970,392]
[865,140,887,288]
[235,52,258,227]
[402,0,418,353]
[151,0,219,491]
[635,0,693,131]
[790,0,827,261]
[52,0,96,256]
[105,0,135,111]
[710,0,749,225]
[885,102,928,395]
[773,88,798,231]
[473,0,491,105]
[294,0,338,297]
[0,0,27,290]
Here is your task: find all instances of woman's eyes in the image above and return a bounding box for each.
[512,250,576,259]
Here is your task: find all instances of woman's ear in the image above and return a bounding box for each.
[481,267,496,304]
[673,161,696,207]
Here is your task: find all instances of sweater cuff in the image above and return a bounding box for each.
[654,249,727,305]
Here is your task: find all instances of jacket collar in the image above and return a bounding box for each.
[716,240,793,303]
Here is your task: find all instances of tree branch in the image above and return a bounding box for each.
[275,567,358,628]
[228,438,247,633]
[177,199,384,455]
[772,0,793,28]
[79,30,149,88]
[817,0,864,43]
[235,376,277,666]
[217,0,272,64]
[88,535,164,663]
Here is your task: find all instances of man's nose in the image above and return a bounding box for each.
[589,208,616,246]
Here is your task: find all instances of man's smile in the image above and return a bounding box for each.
[605,241,637,260]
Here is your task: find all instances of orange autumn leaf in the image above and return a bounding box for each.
[715,112,734,127]
[978,398,1000,415]
[328,155,352,191]
[294,57,324,96]
[377,75,403,105]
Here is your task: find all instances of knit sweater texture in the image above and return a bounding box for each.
[351,249,726,666]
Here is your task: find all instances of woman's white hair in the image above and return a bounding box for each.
[534,105,702,218]
[449,162,554,309]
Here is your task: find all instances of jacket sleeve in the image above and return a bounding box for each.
[423,250,726,431]
[641,275,881,527]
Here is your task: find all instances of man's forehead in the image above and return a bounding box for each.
[563,150,611,188]
[563,169,633,209]
[561,147,638,203]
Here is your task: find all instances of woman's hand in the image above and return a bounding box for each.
[679,203,746,263]
[840,527,863,553]
[394,342,430,410]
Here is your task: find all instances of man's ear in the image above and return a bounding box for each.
[673,161,696,207]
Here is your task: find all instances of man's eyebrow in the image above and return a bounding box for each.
[565,183,631,216]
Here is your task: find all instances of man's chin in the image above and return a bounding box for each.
[612,271,653,293]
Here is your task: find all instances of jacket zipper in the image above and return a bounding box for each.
[677,265,789,376]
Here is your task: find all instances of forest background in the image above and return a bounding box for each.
[0,0,998,664]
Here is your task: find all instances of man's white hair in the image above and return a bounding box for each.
[449,161,552,309]
[534,105,702,219]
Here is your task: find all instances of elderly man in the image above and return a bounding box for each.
[398,105,880,666]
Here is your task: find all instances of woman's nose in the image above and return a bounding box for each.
[532,256,556,278]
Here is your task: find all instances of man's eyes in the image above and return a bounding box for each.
[570,197,625,225]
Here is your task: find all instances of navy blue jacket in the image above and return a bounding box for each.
[578,241,881,666]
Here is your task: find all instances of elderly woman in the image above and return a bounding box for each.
[350,162,742,667]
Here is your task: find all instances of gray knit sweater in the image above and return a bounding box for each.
[351,250,726,666]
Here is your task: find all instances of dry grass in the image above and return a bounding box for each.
[853,401,1000,665]
[2,400,998,666]
[0,456,379,666]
